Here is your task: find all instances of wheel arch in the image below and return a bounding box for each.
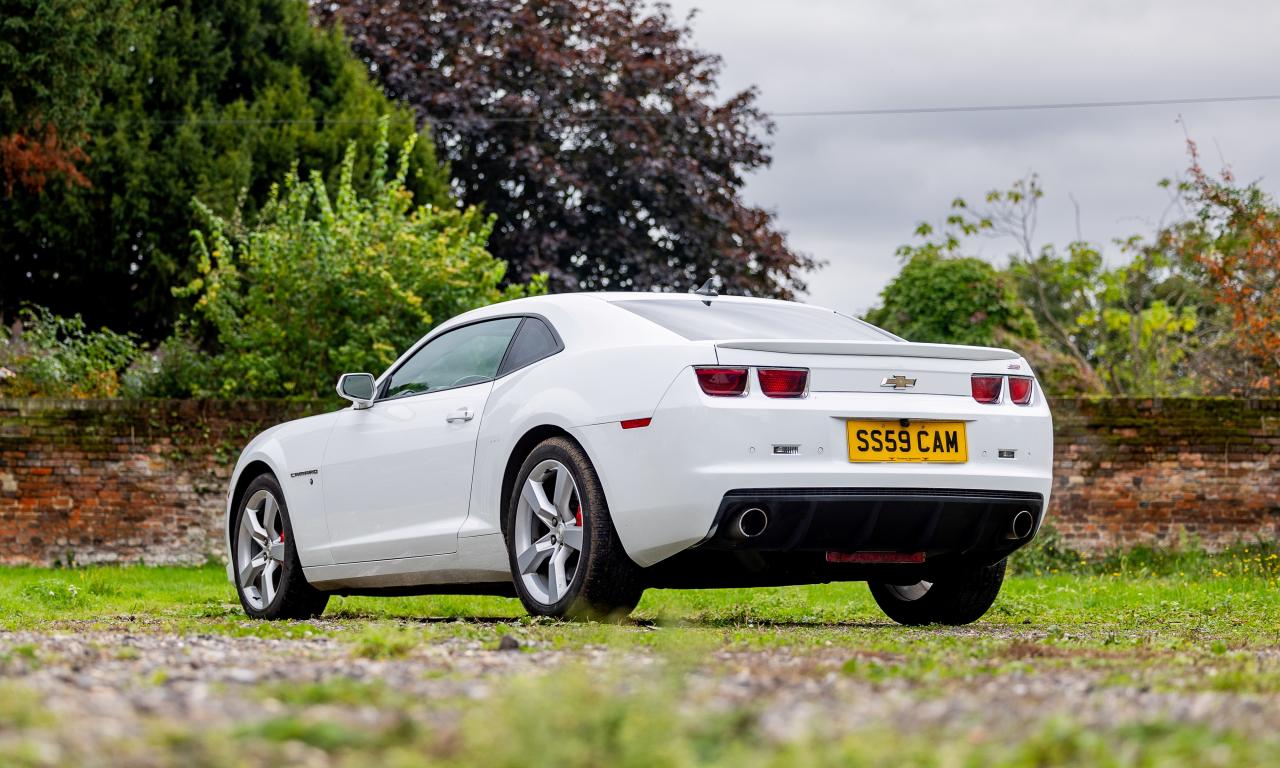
[499,424,577,540]
[228,460,276,546]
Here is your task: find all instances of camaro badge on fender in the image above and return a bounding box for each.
[881,375,917,390]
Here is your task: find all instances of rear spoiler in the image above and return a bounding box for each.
[714,339,1020,361]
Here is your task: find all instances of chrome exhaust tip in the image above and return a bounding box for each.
[1007,509,1034,540]
[733,507,769,539]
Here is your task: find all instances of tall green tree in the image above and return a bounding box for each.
[0,0,452,337]
[0,0,131,195]
[320,0,815,297]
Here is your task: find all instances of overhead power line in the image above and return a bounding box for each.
[86,94,1280,127]
[767,94,1280,118]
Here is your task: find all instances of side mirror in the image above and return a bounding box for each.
[336,373,376,409]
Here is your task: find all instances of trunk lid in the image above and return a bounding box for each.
[713,339,1024,398]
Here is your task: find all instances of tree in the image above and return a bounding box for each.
[0,0,452,338]
[164,126,541,399]
[0,0,131,195]
[1161,140,1280,393]
[865,250,1038,350]
[319,0,815,297]
[889,175,1206,396]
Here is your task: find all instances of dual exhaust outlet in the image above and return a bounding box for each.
[726,506,1034,542]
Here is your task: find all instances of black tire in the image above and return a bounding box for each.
[505,437,644,621]
[231,473,329,620]
[868,559,1007,626]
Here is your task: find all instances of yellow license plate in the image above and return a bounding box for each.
[846,420,968,463]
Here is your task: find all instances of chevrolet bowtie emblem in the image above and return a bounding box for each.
[881,375,917,390]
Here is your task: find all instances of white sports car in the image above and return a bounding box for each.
[225,291,1052,625]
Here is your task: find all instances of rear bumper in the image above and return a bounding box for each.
[642,488,1044,589]
[703,487,1043,560]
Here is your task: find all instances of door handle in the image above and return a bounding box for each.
[446,407,474,423]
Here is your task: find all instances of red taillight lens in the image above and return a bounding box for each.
[758,368,808,398]
[971,375,1003,404]
[1008,376,1034,405]
[695,367,748,396]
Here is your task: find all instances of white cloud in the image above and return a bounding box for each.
[660,0,1280,314]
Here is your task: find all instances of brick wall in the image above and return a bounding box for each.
[1050,398,1279,551]
[1,397,1277,565]
[0,399,321,565]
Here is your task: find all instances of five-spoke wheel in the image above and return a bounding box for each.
[235,489,287,610]
[231,473,328,620]
[514,459,586,604]
[506,437,643,619]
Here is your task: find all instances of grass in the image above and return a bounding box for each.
[2,547,1279,766]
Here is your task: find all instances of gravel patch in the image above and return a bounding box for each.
[2,628,1279,761]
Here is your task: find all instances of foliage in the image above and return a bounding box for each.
[167,126,541,399]
[0,0,132,193]
[319,0,816,297]
[1161,140,1280,393]
[0,0,452,339]
[879,175,1205,396]
[0,306,142,398]
[864,249,1039,348]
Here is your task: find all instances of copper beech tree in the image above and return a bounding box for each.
[320,0,815,296]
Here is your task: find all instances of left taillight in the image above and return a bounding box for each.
[695,367,749,396]
[757,368,808,398]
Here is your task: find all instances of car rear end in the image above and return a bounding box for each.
[574,296,1052,587]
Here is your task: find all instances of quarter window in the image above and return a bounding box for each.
[499,317,561,375]
[383,317,522,400]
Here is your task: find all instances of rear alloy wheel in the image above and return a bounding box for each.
[868,559,1007,626]
[507,437,643,620]
[232,474,328,620]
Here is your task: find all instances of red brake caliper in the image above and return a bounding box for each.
[574,502,583,528]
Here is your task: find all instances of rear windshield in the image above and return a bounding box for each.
[612,299,896,341]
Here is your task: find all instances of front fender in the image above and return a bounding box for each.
[223,412,340,581]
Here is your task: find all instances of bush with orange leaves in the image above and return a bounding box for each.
[1167,141,1280,393]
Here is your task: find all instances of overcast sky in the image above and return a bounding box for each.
[659,0,1280,314]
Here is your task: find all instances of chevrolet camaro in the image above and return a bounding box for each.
[225,291,1052,624]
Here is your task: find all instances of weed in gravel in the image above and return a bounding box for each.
[350,625,421,660]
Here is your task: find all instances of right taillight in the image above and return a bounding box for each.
[971,375,1003,404]
[1008,376,1034,405]
[695,367,749,396]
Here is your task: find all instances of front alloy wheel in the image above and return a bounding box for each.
[236,489,286,610]
[231,474,328,620]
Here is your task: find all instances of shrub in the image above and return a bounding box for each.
[0,306,141,397]
[168,123,543,399]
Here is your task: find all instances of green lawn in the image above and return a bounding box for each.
[2,556,1279,767]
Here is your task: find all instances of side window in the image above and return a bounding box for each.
[498,317,562,375]
[383,317,521,400]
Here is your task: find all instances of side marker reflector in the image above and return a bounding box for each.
[620,418,652,430]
